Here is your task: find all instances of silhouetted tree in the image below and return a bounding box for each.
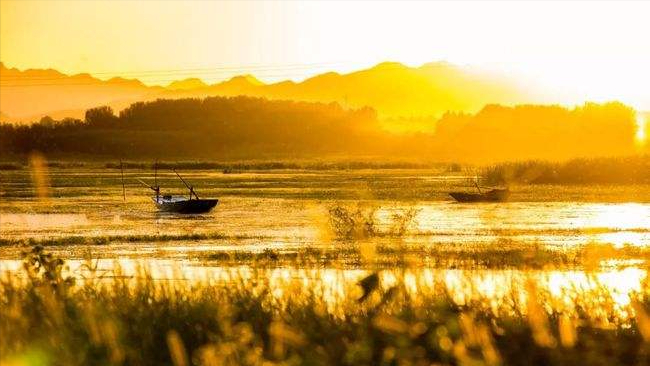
[85,106,118,128]
[0,97,641,161]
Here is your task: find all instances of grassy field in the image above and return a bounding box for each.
[3,246,650,366]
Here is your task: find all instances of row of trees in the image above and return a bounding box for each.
[0,96,643,161]
[433,102,639,162]
[1,97,383,158]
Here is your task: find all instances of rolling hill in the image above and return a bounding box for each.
[169,61,537,118]
[1,61,540,123]
[0,62,162,122]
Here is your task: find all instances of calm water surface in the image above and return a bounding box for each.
[2,167,650,318]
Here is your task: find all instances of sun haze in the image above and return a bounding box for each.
[5,3,650,365]
[1,0,649,109]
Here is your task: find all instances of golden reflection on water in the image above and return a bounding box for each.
[408,202,650,246]
[0,213,89,230]
[576,203,650,247]
[1,259,647,322]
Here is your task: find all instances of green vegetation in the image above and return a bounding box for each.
[3,246,650,366]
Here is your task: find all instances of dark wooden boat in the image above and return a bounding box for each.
[138,167,218,214]
[449,188,509,203]
[152,195,218,213]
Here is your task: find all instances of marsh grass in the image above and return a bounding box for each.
[0,232,263,247]
[484,156,650,185]
[326,204,420,240]
[105,160,434,171]
[197,241,650,270]
[0,162,23,170]
[3,248,650,366]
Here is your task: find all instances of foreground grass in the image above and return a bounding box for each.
[0,232,265,247]
[3,247,650,366]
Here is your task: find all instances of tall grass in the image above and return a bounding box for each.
[484,156,650,185]
[3,247,650,365]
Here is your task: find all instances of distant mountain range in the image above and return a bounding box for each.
[0,62,163,122]
[1,61,541,123]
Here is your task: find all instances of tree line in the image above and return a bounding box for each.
[0,96,642,161]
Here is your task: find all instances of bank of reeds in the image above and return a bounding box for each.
[0,232,262,247]
[484,156,650,185]
[3,246,650,366]
[105,160,435,171]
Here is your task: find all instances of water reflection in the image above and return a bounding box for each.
[1,259,646,322]
[3,200,650,247]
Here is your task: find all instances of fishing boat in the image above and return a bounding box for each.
[138,167,218,213]
[449,180,509,203]
[449,188,509,202]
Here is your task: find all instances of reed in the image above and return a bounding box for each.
[484,156,650,185]
[2,247,650,366]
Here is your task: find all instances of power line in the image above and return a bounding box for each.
[0,61,349,82]
[0,71,319,87]
[0,63,410,88]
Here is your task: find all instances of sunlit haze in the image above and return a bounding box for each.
[4,2,650,364]
[1,0,649,109]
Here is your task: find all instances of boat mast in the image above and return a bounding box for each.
[174,169,199,200]
[120,159,125,201]
[154,160,159,201]
[473,176,482,194]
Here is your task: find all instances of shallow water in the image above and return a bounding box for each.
[2,167,650,317]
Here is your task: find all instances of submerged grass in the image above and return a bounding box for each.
[3,247,650,366]
[0,232,263,247]
[5,232,650,270]
[326,203,420,240]
[199,241,650,270]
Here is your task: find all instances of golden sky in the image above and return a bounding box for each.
[1,0,649,109]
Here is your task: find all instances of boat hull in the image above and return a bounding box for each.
[449,189,509,203]
[154,198,219,213]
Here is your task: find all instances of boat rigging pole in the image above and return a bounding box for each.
[174,169,199,200]
[154,160,159,201]
[120,159,126,201]
[473,174,482,194]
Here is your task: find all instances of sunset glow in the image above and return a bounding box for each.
[636,113,647,144]
[3,2,650,364]
[1,0,649,109]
